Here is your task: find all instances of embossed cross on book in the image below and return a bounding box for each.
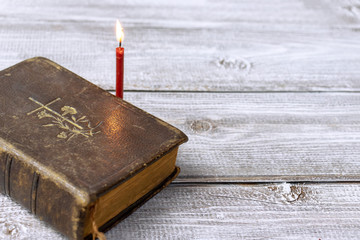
[27,97,101,141]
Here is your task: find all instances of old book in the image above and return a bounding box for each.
[0,57,188,239]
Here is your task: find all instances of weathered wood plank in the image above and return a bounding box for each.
[1,183,360,239]
[1,0,360,91]
[121,91,360,182]
[109,183,360,239]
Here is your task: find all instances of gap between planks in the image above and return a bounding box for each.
[111,90,360,93]
[172,180,360,185]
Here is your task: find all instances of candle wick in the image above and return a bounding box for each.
[119,42,122,47]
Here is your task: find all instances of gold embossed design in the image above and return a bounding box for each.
[27,97,101,141]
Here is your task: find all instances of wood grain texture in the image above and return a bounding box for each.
[1,183,360,239]
[122,91,360,182]
[0,0,360,239]
[0,0,360,91]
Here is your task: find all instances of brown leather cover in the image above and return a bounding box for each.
[0,57,188,239]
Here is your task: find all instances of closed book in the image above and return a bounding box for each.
[0,57,188,239]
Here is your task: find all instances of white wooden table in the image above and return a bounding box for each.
[1,0,360,239]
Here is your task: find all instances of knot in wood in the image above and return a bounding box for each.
[5,223,20,237]
[269,183,308,204]
[189,120,212,133]
[216,57,251,73]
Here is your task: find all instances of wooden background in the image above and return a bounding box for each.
[1,0,360,239]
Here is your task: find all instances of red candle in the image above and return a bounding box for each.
[116,20,124,99]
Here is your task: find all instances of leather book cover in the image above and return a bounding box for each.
[0,57,188,239]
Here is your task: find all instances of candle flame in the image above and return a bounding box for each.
[116,20,124,43]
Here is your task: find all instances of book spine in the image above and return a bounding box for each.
[0,151,87,239]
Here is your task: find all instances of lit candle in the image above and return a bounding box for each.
[116,20,124,99]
